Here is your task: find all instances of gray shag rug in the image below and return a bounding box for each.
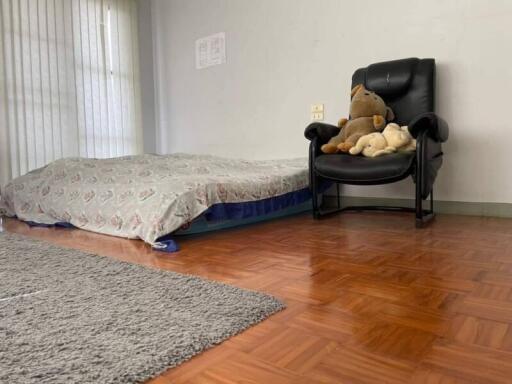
[0,232,285,384]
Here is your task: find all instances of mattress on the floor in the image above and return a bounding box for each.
[173,191,312,236]
[0,153,309,246]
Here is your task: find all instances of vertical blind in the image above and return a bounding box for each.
[0,0,142,186]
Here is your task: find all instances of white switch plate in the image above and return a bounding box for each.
[311,104,324,113]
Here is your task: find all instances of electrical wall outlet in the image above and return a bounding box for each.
[311,112,324,121]
[311,104,324,121]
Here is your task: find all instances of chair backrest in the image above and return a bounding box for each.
[351,58,435,126]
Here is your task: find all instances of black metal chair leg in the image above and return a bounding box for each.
[415,188,435,228]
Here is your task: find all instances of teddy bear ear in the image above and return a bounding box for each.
[351,84,364,98]
[386,106,395,122]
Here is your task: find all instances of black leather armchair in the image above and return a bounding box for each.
[304,58,449,227]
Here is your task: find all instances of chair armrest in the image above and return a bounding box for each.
[408,112,449,143]
[304,122,340,144]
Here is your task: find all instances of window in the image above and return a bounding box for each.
[0,0,142,185]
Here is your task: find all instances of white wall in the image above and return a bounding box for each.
[151,0,512,204]
[137,0,157,153]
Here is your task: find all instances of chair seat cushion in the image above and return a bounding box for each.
[314,152,415,184]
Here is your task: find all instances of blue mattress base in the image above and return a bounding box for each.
[24,221,75,229]
[16,187,313,253]
[154,187,312,252]
[174,200,311,236]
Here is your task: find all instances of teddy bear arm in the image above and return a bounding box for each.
[373,115,386,130]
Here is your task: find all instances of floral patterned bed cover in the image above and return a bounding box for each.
[0,154,308,246]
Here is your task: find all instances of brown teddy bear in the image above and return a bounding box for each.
[321,84,395,153]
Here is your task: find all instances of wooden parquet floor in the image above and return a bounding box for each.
[5,211,512,383]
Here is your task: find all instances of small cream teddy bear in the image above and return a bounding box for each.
[349,123,416,157]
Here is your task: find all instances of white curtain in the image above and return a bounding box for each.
[0,0,142,186]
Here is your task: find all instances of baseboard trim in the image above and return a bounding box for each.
[323,196,512,218]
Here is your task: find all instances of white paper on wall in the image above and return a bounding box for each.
[195,32,226,69]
